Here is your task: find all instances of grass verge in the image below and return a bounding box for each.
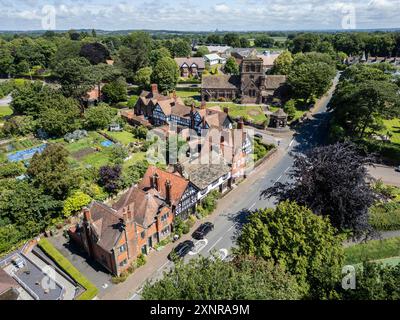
[38,238,98,300]
[344,236,400,265]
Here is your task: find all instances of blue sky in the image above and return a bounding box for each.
[0,0,399,31]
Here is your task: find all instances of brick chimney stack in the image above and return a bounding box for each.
[83,208,92,223]
[238,117,244,130]
[151,173,160,191]
[151,84,158,95]
[165,180,172,206]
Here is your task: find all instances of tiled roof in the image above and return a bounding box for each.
[257,54,280,67]
[139,166,189,206]
[202,75,240,89]
[113,187,164,227]
[87,201,123,251]
[180,152,231,190]
[175,57,205,69]
[264,75,287,89]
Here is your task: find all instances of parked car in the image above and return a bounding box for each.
[395,165,400,172]
[254,133,263,140]
[192,222,214,240]
[168,240,194,260]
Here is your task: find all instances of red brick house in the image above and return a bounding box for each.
[68,166,198,276]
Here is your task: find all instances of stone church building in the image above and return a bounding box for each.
[202,51,287,104]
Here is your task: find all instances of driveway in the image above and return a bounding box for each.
[367,164,400,187]
[48,234,114,295]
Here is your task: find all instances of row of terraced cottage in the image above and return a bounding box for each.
[69,85,254,276]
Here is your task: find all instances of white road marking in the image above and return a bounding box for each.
[289,139,295,147]
[208,237,223,253]
[276,175,283,182]
[129,294,137,300]
[284,167,291,173]
[249,202,256,210]
[219,249,229,261]
[227,225,235,232]
[189,239,208,255]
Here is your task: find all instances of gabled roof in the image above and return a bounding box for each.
[180,152,231,190]
[87,201,124,251]
[174,57,205,69]
[204,53,223,61]
[202,74,240,90]
[113,187,164,228]
[257,53,280,67]
[264,75,287,89]
[139,166,189,206]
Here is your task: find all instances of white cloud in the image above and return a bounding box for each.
[1,0,400,31]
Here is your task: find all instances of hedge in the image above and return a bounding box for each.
[38,238,98,300]
[344,237,400,265]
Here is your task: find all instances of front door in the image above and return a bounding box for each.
[148,236,153,249]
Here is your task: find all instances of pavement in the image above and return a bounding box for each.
[367,164,400,187]
[0,94,12,106]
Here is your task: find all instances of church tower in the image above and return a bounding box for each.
[240,50,264,104]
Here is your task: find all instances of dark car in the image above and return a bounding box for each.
[168,240,194,260]
[396,166,400,172]
[254,133,263,140]
[192,222,214,240]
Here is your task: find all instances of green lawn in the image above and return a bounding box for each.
[175,90,201,100]
[207,103,267,124]
[0,105,12,121]
[123,151,147,169]
[344,237,400,265]
[270,106,306,123]
[101,130,136,146]
[383,118,400,144]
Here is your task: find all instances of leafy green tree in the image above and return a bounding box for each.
[254,35,275,48]
[0,45,14,75]
[142,256,302,300]
[149,47,171,68]
[122,161,149,188]
[330,79,400,138]
[134,67,153,90]
[0,180,62,240]
[10,81,48,116]
[169,39,191,58]
[224,57,239,75]
[283,99,297,120]
[223,33,241,47]
[288,53,336,102]
[271,50,293,75]
[84,103,115,130]
[27,144,80,200]
[54,57,95,102]
[63,191,91,218]
[51,40,82,69]
[38,96,82,136]
[341,262,400,300]
[102,78,127,104]
[117,32,152,79]
[79,42,111,65]
[151,56,180,93]
[194,46,209,57]
[2,115,36,137]
[237,201,345,299]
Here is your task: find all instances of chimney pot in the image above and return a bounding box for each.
[151,84,158,95]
